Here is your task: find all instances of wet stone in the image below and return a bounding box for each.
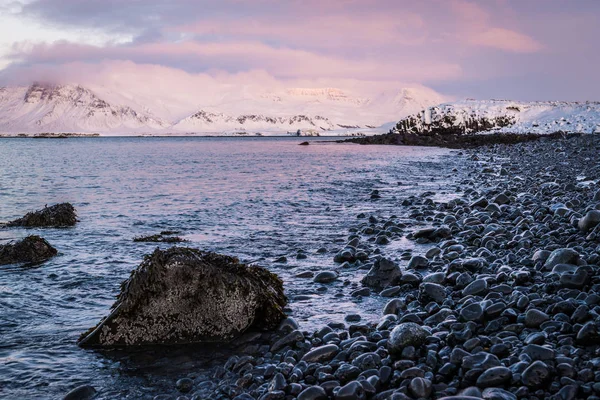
[409,377,432,398]
[521,360,550,387]
[460,303,484,322]
[301,344,339,363]
[524,309,549,328]
[63,385,97,400]
[314,271,338,283]
[388,323,429,354]
[463,278,488,297]
[297,386,328,400]
[335,381,365,400]
[176,378,194,393]
[476,366,511,388]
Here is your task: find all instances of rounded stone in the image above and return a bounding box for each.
[476,366,511,388]
[409,377,432,398]
[521,360,550,387]
[578,210,600,232]
[460,303,484,322]
[524,309,549,328]
[63,385,97,400]
[387,322,429,354]
[176,378,194,393]
[335,381,366,400]
[297,386,328,400]
[301,344,339,363]
[314,271,338,283]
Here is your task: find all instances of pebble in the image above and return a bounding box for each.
[301,344,339,363]
[297,386,328,400]
[387,323,429,354]
[175,378,194,393]
[521,360,550,387]
[313,271,338,283]
[524,309,549,328]
[476,366,512,388]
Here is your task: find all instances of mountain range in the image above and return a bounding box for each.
[0,83,446,135]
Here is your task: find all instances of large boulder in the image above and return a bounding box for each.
[6,203,77,227]
[0,235,57,265]
[78,247,287,347]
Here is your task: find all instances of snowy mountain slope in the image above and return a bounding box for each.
[392,100,600,135]
[0,84,168,133]
[0,83,447,135]
[173,110,335,133]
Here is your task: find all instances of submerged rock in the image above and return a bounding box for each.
[63,385,97,400]
[0,235,57,265]
[6,203,77,227]
[133,234,187,243]
[78,247,287,347]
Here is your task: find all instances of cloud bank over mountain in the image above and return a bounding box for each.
[0,0,599,102]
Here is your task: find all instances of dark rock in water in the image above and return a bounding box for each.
[0,235,57,265]
[313,271,338,283]
[78,247,287,347]
[361,257,401,290]
[63,385,96,400]
[388,323,429,354]
[578,210,600,232]
[298,141,310,146]
[6,203,77,227]
[133,234,187,243]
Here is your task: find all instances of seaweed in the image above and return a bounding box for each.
[0,235,58,265]
[78,247,287,347]
[6,203,77,228]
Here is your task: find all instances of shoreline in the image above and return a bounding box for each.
[341,130,586,149]
[158,134,600,399]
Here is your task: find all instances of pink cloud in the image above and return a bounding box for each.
[470,27,543,53]
[7,39,462,82]
[450,0,543,53]
[176,11,427,49]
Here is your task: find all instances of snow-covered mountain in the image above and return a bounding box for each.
[174,111,335,134]
[0,83,447,135]
[392,100,600,135]
[0,84,168,134]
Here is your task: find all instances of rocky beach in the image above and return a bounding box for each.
[137,134,600,400]
[1,135,599,400]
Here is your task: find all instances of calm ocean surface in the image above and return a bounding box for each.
[0,137,460,399]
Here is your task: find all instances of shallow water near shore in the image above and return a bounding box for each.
[0,136,463,399]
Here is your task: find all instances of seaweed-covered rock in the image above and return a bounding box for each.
[7,203,77,227]
[78,247,287,347]
[0,235,57,265]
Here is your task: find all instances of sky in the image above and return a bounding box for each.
[0,0,598,101]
